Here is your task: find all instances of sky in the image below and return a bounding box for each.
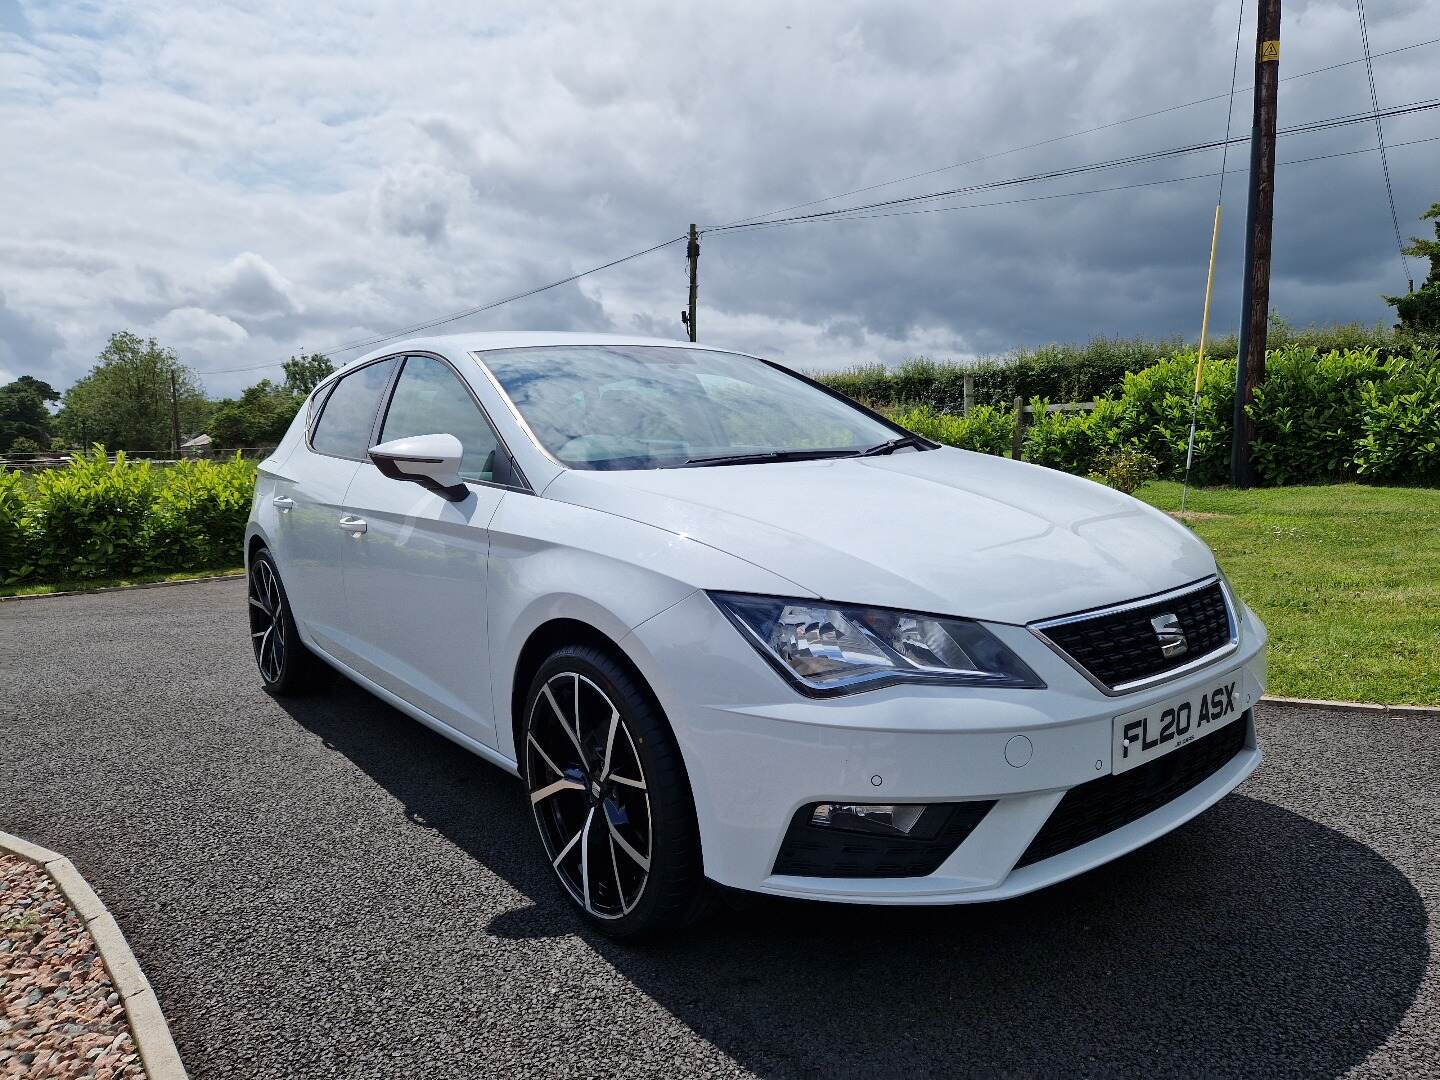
[1,0,1437,398]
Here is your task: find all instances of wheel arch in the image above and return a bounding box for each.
[509,617,670,778]
[246,530,267,567]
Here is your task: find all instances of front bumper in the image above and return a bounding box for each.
[623,588,1268,904]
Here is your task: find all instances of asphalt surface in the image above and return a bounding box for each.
[2,578,1437,1079]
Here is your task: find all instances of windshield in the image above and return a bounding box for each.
[479,345,904,470]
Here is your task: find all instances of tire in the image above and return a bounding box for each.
[522,645,709,939]
[247,548,321,696]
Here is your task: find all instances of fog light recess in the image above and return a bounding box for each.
[773,800,997,879]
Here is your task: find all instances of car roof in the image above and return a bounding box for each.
[346,330,710,370]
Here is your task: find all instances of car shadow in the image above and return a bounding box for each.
[280,680,1428,1078]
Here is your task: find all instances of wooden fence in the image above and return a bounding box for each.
[0,447,276,473]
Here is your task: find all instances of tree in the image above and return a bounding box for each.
[0,376,57,452]
[1386,202,1440,339]
[14,376,59,404]
[55,332,209,452]
[282,351,333,395]
[6,436,46,455]
[207,379,305,447]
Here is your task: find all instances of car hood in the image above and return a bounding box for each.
[542,447,1217,625]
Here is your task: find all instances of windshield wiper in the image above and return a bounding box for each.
[679,448,861,468]
[857,434,935,457]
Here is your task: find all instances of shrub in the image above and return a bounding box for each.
[0,470,30,583]
[815,322,1400,413]
[0,449,259,585]
[1353,351,1440,484]
[883,342,1440,489]
[1249,346,1387,485]
[1110,352,1235,484]
[26,448,159,580]
[6,436,48,455]
[1088,448,1160,494]
[144,456,257,570]
[1022,397,1123,475]
[891,404,1014,456]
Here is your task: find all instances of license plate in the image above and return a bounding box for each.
[1112,674,1245,775]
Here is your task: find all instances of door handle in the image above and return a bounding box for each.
[272,496,294,511]
[337,516,367,535]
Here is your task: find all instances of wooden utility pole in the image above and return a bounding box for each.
[169,370,182,459]
[683,223,700,342]
[1231,0,1281,488]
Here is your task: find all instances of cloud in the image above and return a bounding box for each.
[0,0,1435,400]
[204,253,302,319]
[370,164,472,245]
[154,306,250,346]
[0,0,30,38]
[0,289,62,384]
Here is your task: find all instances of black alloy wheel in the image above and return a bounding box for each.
[247,549,318,694]
[523,646,709,937]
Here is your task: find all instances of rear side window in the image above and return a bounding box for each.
[311,358,397,460]
[379,355,501,483]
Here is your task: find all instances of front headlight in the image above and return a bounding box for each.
[709,592,1044,696]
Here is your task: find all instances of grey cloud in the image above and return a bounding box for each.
[0,290,63,380]
[207,253,301,318]
[2,0,1436,390]
[371,165,471,245]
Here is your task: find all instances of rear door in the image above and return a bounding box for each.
[275,356,397,654]
[339,353,515,745]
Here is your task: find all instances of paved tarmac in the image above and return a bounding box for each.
[3,578,1436,1078]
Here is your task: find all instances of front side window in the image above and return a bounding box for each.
[380,355,500,483]
[480,345,901,470]
[311,358,397,460]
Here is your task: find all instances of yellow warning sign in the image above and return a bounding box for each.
[1260,39,1280,62]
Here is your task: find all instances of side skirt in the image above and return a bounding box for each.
[302,632,522,779]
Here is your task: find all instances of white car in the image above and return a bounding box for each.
[245,332,1267,937]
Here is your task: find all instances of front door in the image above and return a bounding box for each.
[340,354,511,745]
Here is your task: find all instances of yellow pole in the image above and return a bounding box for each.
[1195,203,1223,393]
[1181,203,1225,516]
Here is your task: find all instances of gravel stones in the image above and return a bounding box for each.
[1,854,145,1079]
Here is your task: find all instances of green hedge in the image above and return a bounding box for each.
[885,344,1440,488]
[816,322,1403,412]
[1,449,255,584]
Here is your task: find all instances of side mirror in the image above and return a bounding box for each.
[368,433,469,501]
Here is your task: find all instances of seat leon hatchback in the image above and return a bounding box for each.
[245,332,1267,937]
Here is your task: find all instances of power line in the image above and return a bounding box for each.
[1184,0,1248,518]
[193,108,1438,378]
[1355,0,1412,287]
[192,86,1440,379]
[320,234,686,355]
[704,99,1440,233]
[701,134,1440,230]
[1214,0,1248,205]
[716,35,1440,230]
[190,234,687,373]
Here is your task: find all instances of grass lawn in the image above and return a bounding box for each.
[0,566,244,599]
[1138,482,1440,705]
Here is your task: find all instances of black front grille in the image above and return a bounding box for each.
[1015,711,1249,869]
[1038,580,1232,689]
[773,801,994,878]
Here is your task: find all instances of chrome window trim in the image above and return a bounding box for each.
[1028,575,1240,697]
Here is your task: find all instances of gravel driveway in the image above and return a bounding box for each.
[2,578,1436,1078]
